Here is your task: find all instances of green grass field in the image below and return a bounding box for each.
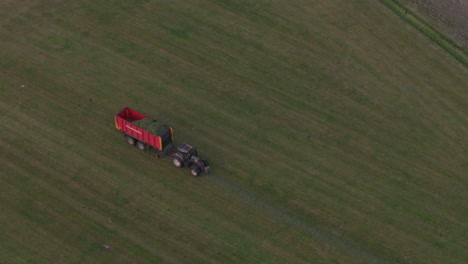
[1,0,467,263]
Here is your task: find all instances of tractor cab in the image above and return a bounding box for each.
[178,143,198,158]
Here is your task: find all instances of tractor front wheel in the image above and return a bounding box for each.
[190,166,201,177]
[172,157,183,168]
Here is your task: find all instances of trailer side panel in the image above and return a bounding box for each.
[115,107,169,151]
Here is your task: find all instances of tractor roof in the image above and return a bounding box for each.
[178,143,194,153]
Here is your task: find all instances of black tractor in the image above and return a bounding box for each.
[171,143,211,176]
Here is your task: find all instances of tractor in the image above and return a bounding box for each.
[171,143,211,176]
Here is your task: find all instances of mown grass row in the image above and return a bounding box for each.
[1,0,467,263]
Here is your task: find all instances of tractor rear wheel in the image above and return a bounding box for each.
[126,136,136,146]
[136,141,146,151]
[172,157,183,168]
[190,166,201,176]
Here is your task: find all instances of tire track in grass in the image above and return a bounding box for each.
[1,88,308,262]
[3,1,466,262]
[167,78,461,260]
[205,173,388,263]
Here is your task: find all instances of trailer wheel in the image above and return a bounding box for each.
[172,157,183,168]
[126,136,136,146]
[136,141,147,151]
[190,166,201,177]
[155,151,160,159]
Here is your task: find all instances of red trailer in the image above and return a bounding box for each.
[115,107,173,156]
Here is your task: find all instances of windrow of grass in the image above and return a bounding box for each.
[0,0,467,263]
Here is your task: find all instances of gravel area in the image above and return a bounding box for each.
[402,0,468,51]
